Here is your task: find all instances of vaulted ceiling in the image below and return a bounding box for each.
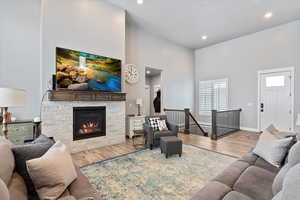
[105,0,300,49]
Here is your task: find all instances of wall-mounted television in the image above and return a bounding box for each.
[56,47,121,92]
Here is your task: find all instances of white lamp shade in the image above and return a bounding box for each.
[0,88,26,108]
[296,113,300,126]
[136,98,143,106]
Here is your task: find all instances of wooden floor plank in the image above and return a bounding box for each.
[72,131,259,167]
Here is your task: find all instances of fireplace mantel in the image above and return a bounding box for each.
[48,90,126,101]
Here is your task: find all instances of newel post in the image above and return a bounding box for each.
[184,108,190,134]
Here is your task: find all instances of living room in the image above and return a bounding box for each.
[1,0,300,200]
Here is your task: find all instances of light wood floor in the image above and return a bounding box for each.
[72,131,259,167]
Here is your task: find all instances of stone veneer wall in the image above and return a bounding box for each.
[42,101,126,153]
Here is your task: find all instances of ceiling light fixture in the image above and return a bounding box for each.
[202,35,208,40]
[264,12,273,19]
[137,0,143,5]
[146,70,151,74]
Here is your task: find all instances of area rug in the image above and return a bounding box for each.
[80,145,236,200]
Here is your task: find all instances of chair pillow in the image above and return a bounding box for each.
[158,120,168,131]
[26,141,77,200]
[0,179,9,200]
[272,142,300,196]
[0,138,15,185]
[253,130,292,167]
[12,136,54,198]
[148,117,160,131]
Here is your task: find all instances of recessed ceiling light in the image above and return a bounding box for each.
[264,12,273,19]
[146,70,151,74]
[202,35,208,40]
[137,0,143,5]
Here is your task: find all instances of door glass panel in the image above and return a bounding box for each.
[266,76,285,87]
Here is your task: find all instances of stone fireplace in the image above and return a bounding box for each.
[42,91,126,153]
[73,106,106,141]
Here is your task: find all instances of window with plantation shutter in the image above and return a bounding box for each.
[199,79,228,115]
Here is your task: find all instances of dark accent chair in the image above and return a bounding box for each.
[143,115,179,150]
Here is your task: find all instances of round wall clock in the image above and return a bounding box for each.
[125,64,139,84]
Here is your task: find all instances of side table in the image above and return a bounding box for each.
[132,129,145,146]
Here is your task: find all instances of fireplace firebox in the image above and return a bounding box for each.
[73,107,106,141]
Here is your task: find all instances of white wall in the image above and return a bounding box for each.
[126,23,195,115]
[41,0,126,93]
[0,0,41,120]
[195,21,300,131]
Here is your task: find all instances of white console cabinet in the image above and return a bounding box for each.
[126,115,145,138]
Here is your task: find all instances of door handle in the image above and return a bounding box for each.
[260,103,264,112]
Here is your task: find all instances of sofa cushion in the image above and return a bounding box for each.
[253,130,292,167]
[27,141,77,200]
[69,166,101,200]
[254,157,279,174]
[272,191,282,200]
[272,141,300,196]
[238,152,258,165]
[0,178,9,200]
[190,181,231,200]
[213,161,250,187]
[274,163,300,200]
[154,130,173,138]
[8,172,27,200]
[12,136,54,198]
[223,191,253,200]
[0,138,15,185]
[233,166,275,200]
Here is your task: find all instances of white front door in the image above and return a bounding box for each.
[259,70,293,131]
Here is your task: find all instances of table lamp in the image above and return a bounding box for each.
[0,88,26,138]
[136,98,143,116]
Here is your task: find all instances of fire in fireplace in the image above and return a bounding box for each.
[73,107,106,141]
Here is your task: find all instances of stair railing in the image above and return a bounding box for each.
[164,108,208,136]
[211,109,242,140]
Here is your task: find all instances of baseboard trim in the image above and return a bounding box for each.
[240,127,259,132]
[198,121,211,126]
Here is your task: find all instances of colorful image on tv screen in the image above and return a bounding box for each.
[56,47,121,92]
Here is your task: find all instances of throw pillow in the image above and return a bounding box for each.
[0,138,15,185]
[148,117,160,131]
[253,130,293,167]
[31,134,53,144]
[272,142,300,196]
[26,141,77,200]
[0,179,9,200]
[158,120,168,131]
[12,136,54,198]
[267,124,296,139]
[266,124,280,137]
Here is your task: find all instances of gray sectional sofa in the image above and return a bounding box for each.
[191,141,300,200]
[0,135,101,200]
